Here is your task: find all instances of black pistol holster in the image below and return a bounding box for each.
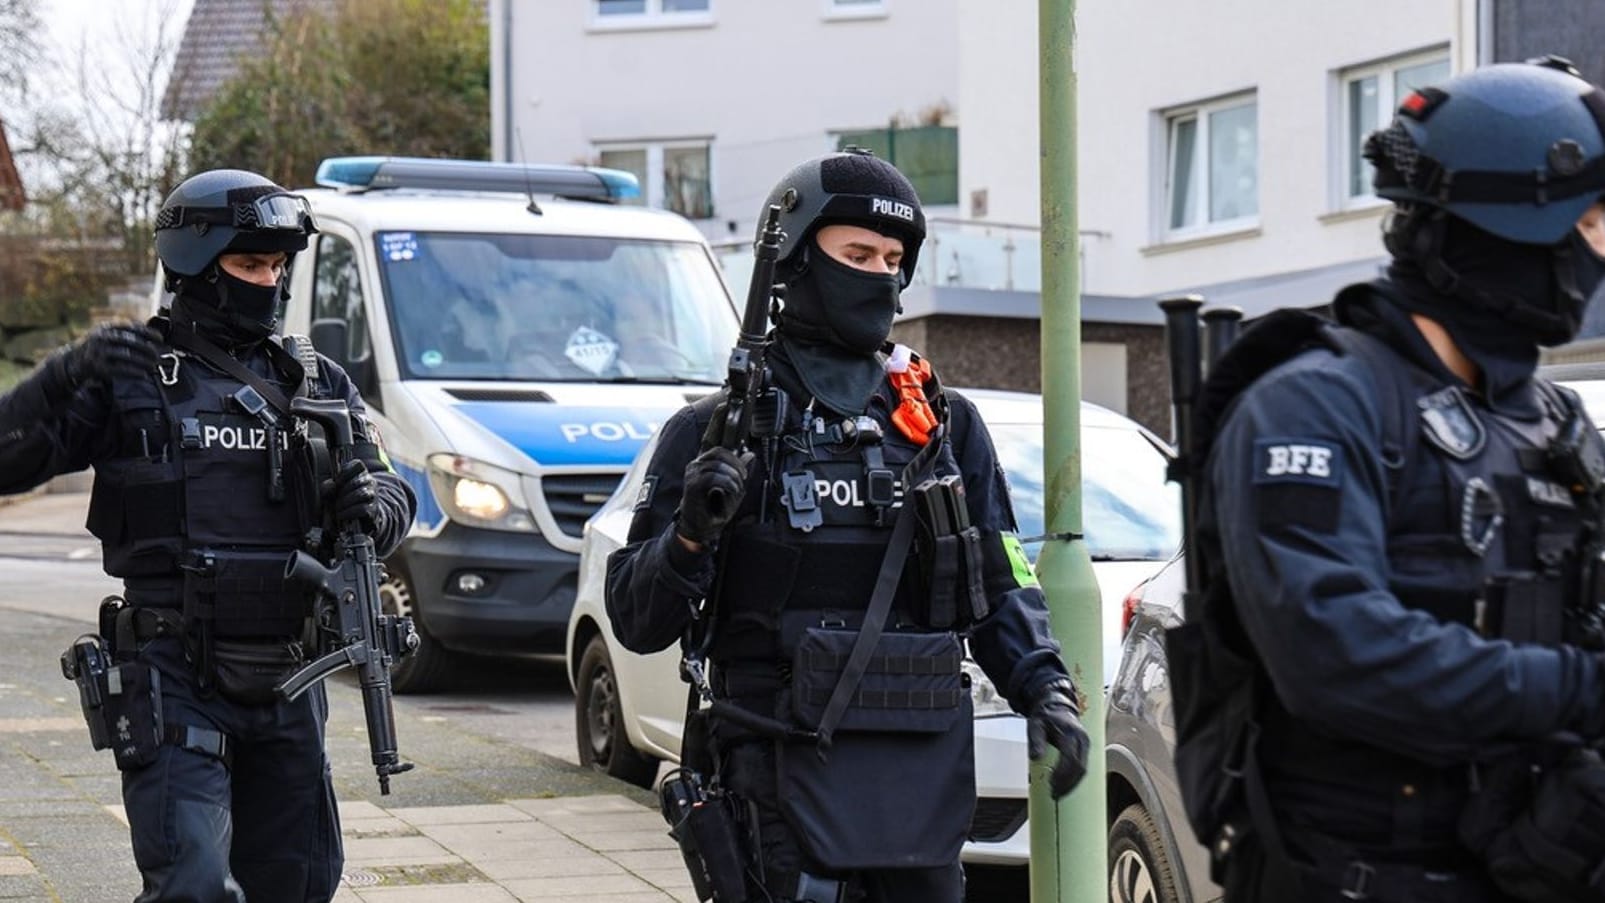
[60,597,165,772]
[660,768,751,903]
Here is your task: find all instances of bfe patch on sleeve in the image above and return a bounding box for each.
[1252,438,1343,531]
[1253,439,1342,487]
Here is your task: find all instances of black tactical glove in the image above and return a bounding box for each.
[1027,679,1091,800]
[330,459,381,534]
[677,447,750,546]
[63,323,162,389]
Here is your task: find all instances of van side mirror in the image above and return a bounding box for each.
[309,318,381,410]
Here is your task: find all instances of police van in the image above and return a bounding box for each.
[280,156,737,692]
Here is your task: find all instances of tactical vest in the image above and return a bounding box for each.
[86,329,331,637]
[708,380,960,665]
[1170,307,1603,877]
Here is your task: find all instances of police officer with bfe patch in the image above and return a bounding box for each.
[1166,59,1605,902]
[606,149,1089,903]
[0,168,415,901]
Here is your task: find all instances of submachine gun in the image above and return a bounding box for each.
[276,397,419,795]
[660,204,792,903]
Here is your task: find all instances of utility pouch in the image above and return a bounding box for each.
[1461,747,1605,903]
[1479,574,1566,646]
[183,549,312,638]
[909,476,986,629]
[211,638,304,706]
[777,626,973,869]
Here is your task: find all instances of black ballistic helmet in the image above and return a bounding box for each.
[758,148,926,286]
[1367,57,1605,245]
[155,169,318,286]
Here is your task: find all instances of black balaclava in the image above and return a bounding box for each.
[171,260,286,349]
[1376,211,1605,407]
[773,238,903,416]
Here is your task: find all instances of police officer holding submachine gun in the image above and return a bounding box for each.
[1165,58,1605,902]
[4,167,416,902]
[606,148,1089,903]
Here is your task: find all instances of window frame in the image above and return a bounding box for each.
[1155,91,1260,242]
[822,0,889,22]
[310,229,375,368]
[596,138,716,220]
[1333,47,1451,211]
[589,0,714,32]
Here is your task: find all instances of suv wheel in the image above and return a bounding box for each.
[1109,803,1181,903]
[575,635,661,789]
[381,562,468,694]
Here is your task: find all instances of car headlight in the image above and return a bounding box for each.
[426,453,537,532]
[963,658,1015,717]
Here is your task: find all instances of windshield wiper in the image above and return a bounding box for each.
[594,375,723,386]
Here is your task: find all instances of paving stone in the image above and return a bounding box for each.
[500,872,662,897]
[506,795,647,817]
[356,883,518,902]
[418,821,564,848]
[605,850,686,873]
[567,829,680,853]
[388,804,533,826]
[342,836,461,868]
[472,853,625,881]
[343,816,419,838]
[0,858,34,877]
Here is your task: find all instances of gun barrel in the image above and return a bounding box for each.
[1202,306,1244,372]
[1160,295,1206,595]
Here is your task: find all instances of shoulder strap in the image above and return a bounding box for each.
[1321,326,1420,509]
[279,334,322,400]
[166,328,303,419]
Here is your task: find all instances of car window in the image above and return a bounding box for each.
[374,231,734,383]
[1560,379,1605,429]
[988,421,1182,562]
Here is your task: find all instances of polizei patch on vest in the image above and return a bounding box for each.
[1252,439,1342,487]
[1418,386,1485,460]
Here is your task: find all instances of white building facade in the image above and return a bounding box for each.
[489,0,961,243]
[959,0,1482,304]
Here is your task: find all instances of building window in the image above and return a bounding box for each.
[834,125,958,206]
[1163,94,1258,236]
[592,0,712,29]
[1339,50,1450,204]
[825,0,887,19]
[598,141,714,220]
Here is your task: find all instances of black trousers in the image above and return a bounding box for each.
[122,638,342,903]
[721,740,964,903]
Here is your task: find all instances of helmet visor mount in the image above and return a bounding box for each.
[155,191,318,236]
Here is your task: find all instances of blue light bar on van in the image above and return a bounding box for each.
[314,156,641,202]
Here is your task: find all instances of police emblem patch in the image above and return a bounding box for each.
[1418,387,1485,460]
[634,474,658,512]
[1252,438,1342,487]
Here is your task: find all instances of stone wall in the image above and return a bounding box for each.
[890,314,1170,436]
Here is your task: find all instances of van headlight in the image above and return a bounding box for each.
[963,658,1015,718]
[426,453,537,532]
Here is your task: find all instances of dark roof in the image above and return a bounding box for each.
[900,256,1388,326]
[0,115,23,211]
[161,0,329,122]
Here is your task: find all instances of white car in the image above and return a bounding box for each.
[565,389,1181,864]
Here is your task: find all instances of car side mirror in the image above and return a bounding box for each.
[309,318,382,411]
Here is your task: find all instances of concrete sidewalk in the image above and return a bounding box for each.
[0,489,693,902]
[100,797,691,902]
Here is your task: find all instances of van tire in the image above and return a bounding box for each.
[381,563,468,694]
[575,635,660,789]
[1109,803,1181,903]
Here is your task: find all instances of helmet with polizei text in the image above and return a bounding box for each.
[758,148,926,286]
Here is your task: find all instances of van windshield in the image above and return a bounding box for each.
[375,231,737,382]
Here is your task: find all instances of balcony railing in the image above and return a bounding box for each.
[712,218,1104,297]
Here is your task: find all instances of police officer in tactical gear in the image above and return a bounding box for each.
[607,149,1089,903]
[0,168,415,902]
[1171,59,1605,902]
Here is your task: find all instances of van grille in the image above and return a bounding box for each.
[543,474,625,538]
[968,797,1028,844]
